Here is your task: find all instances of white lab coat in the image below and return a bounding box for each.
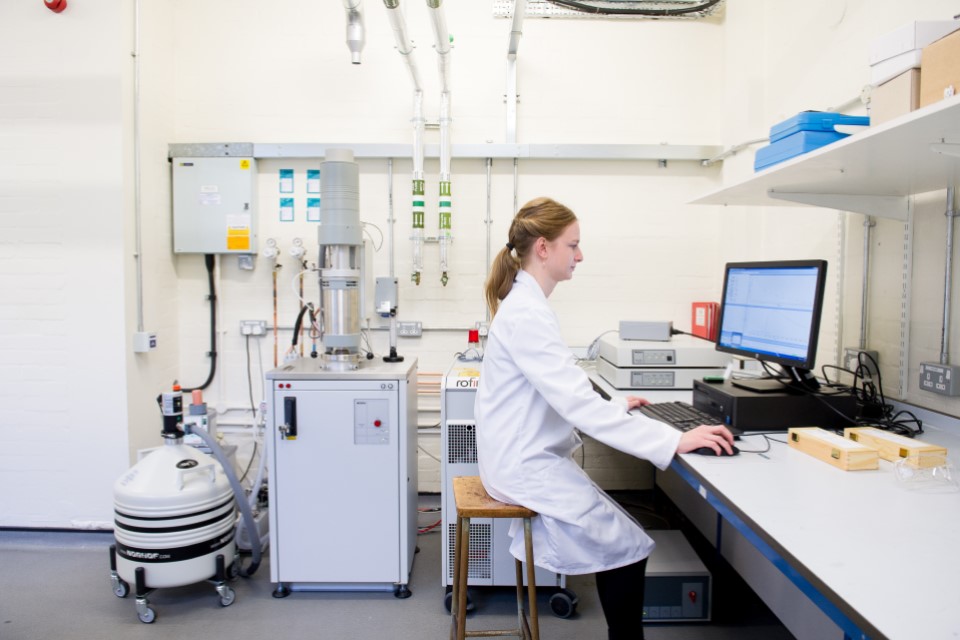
[475,270,682,575]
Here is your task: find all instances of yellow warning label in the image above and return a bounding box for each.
[239,159,251,170]
[227,228,250,251]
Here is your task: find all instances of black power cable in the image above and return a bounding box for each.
[545,0,722,17]
[182,254,217,392]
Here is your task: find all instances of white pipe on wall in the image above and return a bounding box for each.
[383,0,426,285]
[505,0,527,143]
[412,90,425,285]
[383,0,423,91]
[427,0,453,286]
[426,0,451,92]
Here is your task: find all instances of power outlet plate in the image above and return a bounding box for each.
[919,361,960,396]
[843,348,879,379]
[240,320,267,336]
[397,321,422,337]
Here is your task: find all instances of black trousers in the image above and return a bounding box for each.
[595,557,648,640]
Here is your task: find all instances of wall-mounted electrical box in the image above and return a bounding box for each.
[171,155,258,254]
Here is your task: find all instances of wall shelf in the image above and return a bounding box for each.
[692,94,960,219]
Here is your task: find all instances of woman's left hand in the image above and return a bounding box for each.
[624,396,650,411]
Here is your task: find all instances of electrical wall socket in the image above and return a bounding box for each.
[397,321,422,337]
[240,320,267,336]
[476,321,489,337]
[919,362,960,396]
[133,331,158,353]
[843,348,879,379]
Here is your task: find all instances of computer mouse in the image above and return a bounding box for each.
[690,445,740,456]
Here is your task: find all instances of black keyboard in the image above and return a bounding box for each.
[639,401,721,432]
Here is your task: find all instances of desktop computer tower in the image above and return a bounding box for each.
[692,380,857,431]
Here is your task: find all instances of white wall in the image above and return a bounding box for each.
[3,0,960,526]
[0,1,130,528]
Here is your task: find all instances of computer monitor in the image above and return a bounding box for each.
[715,259,828,393]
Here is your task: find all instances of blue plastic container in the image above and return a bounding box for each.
[769,111,869,143]
[754,131,848,172]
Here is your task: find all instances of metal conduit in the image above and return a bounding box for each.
[941,187,957,365]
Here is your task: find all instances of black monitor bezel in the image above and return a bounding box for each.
[714,259,829,372]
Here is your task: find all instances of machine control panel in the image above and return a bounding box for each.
[632,349,676,365]
[354,398,390,445]
[631,371,675,387]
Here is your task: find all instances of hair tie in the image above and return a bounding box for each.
[506,242,515,251]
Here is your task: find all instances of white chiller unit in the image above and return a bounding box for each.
[267,360,418,597]
[266,149,418,598]
[441,363,577,616]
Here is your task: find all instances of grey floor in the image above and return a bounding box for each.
[0,497,795,640]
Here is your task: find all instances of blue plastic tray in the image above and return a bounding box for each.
[754,130,847,172]
[769,111,869,143]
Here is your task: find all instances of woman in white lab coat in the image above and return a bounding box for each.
[475,197,735,640]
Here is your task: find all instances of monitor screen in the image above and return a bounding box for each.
[715,260,828,390]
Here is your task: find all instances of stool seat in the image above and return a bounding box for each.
[450,476,540,640]
[453,476,537,519]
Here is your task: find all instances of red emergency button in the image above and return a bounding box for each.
[374,420,382,427]
[688,590,697,603]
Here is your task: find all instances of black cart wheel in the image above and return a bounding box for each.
[549,588,579,618]
[443,588,476,613]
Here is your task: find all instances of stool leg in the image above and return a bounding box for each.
[524,517,540,640]
[456,515,470,640]
[514,557,526,638]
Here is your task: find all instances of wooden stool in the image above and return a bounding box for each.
[450,476,540,640]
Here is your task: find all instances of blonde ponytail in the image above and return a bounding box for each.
[484,197,577,317]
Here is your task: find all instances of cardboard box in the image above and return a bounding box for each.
[869,21,960,85]
[870,69,920,125]
[870,20,960,64]
[921,29,960,107]
[870,49,922,85]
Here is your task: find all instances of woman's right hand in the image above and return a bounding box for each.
[677,424,736,456]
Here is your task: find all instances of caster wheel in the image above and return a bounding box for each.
[228,561,240,580]
[138,606,156,624]
[549,589,579,618]
[394,584,412,599]
[219,587,236,607]
[443,589,476,613]
[272,583,291,598]
[113,579,129,598]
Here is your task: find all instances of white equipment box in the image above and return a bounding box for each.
[441,362,576,616]
[171,154,258,255]
[597,334,728,390]
[599,334,730,368]
[644,529,712,622]
[266,358,418,597]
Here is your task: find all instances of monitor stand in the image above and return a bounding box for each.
[729,366,820,394]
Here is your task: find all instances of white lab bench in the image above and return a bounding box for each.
[586,364,960,639]
[664,423,960,640]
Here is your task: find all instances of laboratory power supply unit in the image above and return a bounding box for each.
[597,334,730,390]
[266,358,418,598]
[642,529,711,623]
[441,363,578,617]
